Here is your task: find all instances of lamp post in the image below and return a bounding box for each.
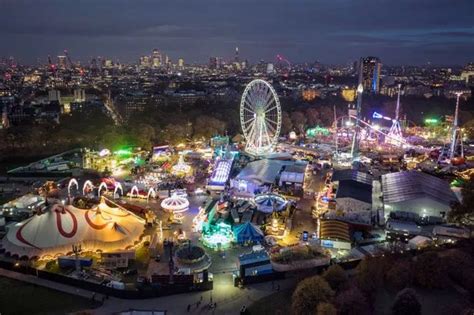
[72,243,82,274]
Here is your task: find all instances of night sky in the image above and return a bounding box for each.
[1,0,473,65]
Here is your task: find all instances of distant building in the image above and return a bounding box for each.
[209,57,220,69]
[73,88,85,102]
[361,56,381,93]
[461,62,474,86]
[57,55,67,70]
[178,58,184,68]
[48,89,61,102]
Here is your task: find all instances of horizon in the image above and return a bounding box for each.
[1,0,473,65]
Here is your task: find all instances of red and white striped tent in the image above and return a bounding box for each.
[3,198,146,259]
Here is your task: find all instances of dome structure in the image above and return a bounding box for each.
[3,198,146,258]
[254,193,288,214]
[160,194,189,213]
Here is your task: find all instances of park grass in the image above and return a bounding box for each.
[247,287,294,315]
[0,276,100,315]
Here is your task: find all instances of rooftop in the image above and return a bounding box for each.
[381,171,458,205]
[332,169,373,186]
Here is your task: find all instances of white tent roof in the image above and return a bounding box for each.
[161,194,189,212]
[4,198,145,258]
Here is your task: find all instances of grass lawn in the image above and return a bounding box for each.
[0,276,100,315]
[247,287,294,315]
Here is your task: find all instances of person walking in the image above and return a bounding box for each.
[187,304,191,312]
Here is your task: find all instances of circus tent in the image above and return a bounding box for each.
[233,222,264,244]
[3,198,146,258]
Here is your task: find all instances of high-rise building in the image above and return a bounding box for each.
[57,55,67,70]
[178,58,184,68]
[209,57,220,69]
[361,57,381,93]
[152,49,162,68]
[140,56,151,68]
[235,47,239,63]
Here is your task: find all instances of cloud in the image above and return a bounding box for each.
[0,0,473,64]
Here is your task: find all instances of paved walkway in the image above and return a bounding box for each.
[0,268,294,315]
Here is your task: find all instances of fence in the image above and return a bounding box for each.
[0,260,212,299]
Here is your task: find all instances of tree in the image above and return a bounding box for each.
[193,115,226,139]
[281,111,293,135]
[161,123,190,145]
[414,252,447,289]
[316,302,337,315]
[322,264,348,291]
[449,175,474,226]
[319,106,335,126]
[291,276,334,315]
[305,108,321,127]
[385,260,414,290]
[131,123,156,148]
[391,288,421,315]
[290,111,307,134]
[356,257,387,297]
[441,249,474,282]
[335,286,369,315]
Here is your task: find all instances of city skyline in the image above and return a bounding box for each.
[1,0,473,65]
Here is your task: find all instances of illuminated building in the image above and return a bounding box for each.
[341,88,356,102]
[235,46,239,63]
[140,56,151,68]
[73,88,85,102]
[301,89,319,101]
[178,58,184,68]
[361,56,381,93]
[152,49,162,68]
[461,63,474,85]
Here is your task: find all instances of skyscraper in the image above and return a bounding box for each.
[57,55,67,70]
[152,49,162,68]
[361,57,381,93]
[209,57,220,69]
[235,47,239,63]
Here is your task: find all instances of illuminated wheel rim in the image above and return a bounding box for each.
[240,79,281,156]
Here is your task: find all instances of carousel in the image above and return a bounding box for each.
[254,193,288,214]
[171,154,192,177]
[161,193,189,223]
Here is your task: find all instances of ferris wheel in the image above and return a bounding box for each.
[240,79,282,156]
